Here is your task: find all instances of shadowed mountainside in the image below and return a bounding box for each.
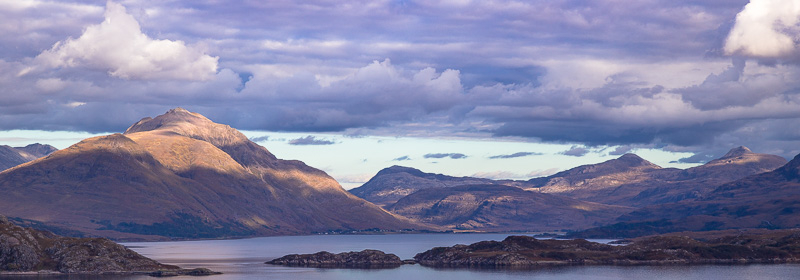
[387,184,632,232]
[0,143,57,171]
[0,108,426,240]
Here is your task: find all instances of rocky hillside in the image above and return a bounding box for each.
[387,184,632,231]
[0,108,425,240]
[0,215,198,274]
[529,147,787,206]
[0,143,57,171]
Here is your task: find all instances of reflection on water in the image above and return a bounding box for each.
[3,234,799,279]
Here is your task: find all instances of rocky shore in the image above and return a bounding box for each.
[266,249,405,268]
[0,215,218,276]
[413,231,800,268]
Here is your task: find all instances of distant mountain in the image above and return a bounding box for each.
[613,152,800,233]
[350,166,523,207]
[529,147,787,206]
[387,184,632,232]
[0,143,57,171]
[0,108,425,240]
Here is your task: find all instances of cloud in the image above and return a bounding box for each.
[471,171,522,180]
[560,146,589,157]
[724,0,800,59]
[527,168,560,178]
[424,153,467,159]
[28,1,218,80]
[608,146,633,156]
[392,156,411,161]
[488,152,541,159]
[249,136,270,142]
[672,152,718,164]
[288,136,335,145]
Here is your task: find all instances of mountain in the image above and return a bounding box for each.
[387,184,632,232]
[0,143,57,171]
[614,152,800,233]
[0,108,425,240]
[349,166,513,207]
[529,147,787,206]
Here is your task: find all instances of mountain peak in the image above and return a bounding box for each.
[375,165,428,178]
[614,153,659,168]
[123,108,249,148]
[720,146,753,159]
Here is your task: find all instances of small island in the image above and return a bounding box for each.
[266,249,405,268]
[413,231,800,268]
[0,215,219,276]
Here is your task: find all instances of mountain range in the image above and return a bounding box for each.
[0,108,795,239]
[529,147,787,206]
[350,166,527,207]
[352,147,792,233]
[0,108,424,240]
[609,152,800,234]
[387,184,631,231]
[0,143,57,171]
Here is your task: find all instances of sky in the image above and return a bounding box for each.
[2,0,800,188]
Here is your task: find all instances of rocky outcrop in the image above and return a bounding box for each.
[0,108,425,240]
[414,232,800,268]
[266,249,403,268]
[0,215,217,275]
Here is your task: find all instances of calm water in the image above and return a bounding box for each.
[4,233,799,279]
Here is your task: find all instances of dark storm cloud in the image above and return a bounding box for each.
[288,136,335,146]
[424,153,467,159]
[488,152,542,159]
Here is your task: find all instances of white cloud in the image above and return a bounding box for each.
[30,1,218,81]
[724,0,800,58]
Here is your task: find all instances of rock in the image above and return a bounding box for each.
[0,215,219,275]
[149,268,220,277]
[266,249,403,268]
[414,232,800,268]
